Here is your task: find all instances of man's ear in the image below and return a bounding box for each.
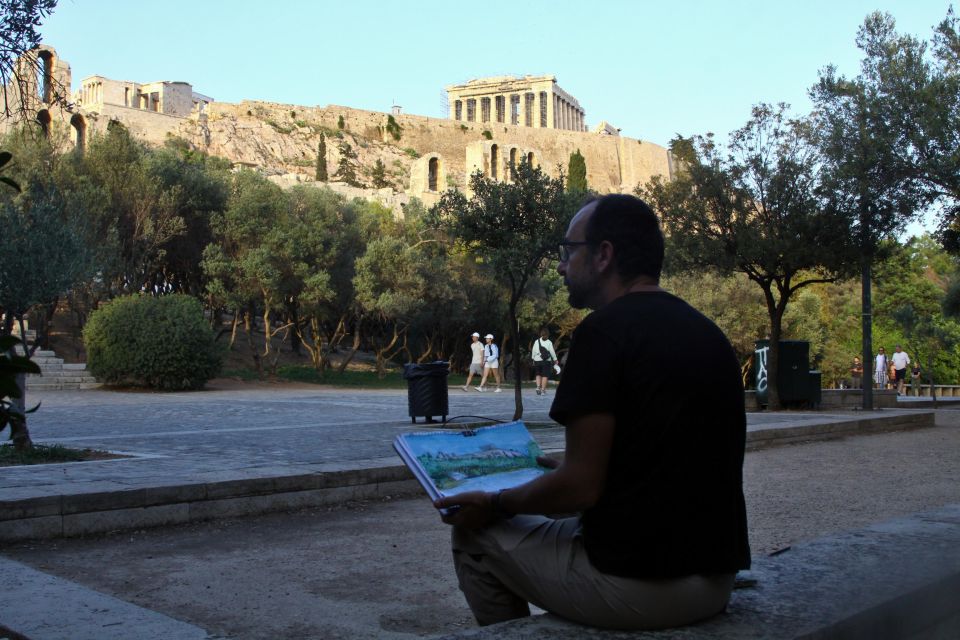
[594,240,616,274]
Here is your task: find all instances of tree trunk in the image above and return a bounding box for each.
[244,304,263,377]
[228,313,240,350]
[10,317,32,451]
[509,303,523,422]
[861,253,874,410]
[336,316,361,374]
[761,286,785,410]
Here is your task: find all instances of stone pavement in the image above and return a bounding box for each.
[0,382,935,543]
[0,382,944,639]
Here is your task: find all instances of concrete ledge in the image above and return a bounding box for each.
[0,557,210,640]
[0,464,422,543]
[746,389,901,410]
[436,504,960,639]
[0,412,936,543]
[746,411,934,450]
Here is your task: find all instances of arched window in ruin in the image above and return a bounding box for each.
[490,144,498,180]
[428,157,439,191]
[36,109,51,138]
[37,50,54,104]
[527,152,536,168]
[509,148,517,182]
[70,113,87,153]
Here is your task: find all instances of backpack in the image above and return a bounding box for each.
[537,339,552,362]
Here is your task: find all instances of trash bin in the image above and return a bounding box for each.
[754,340,813,407]
[403,361,449,424]
[808,370,822,408]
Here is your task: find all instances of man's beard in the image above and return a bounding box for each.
[565,272,595,310]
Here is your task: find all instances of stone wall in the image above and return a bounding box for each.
[178,101,671,201]
[2,46,673,212]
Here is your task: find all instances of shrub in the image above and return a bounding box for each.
[84,294,223,390]
[482,130,492,140]
[385,114,403,141]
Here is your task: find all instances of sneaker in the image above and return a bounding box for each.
[494,388,502,393]
[535,389,541,396]
[461,386,469,392]
[475,386,484,392]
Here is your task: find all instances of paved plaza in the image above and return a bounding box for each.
[1,383,957,639]
[1,382,938,506]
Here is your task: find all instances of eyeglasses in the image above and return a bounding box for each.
[558,240,593,262]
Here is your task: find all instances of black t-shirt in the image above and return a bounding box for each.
[549,291,751,579]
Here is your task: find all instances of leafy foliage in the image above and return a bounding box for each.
[385,115,403,141]
[429,161,578,418]
[371,159,389,189]
[0,0,59,116]
[83,294,222,390]
[0,334,40,449]
[333,141,363,187]
[640,104,857,407]
[315,133,328,181]
[567,149,587,193]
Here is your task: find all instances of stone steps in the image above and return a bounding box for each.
[7,340,100,391]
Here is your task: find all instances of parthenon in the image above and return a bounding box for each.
[446,75,586,132]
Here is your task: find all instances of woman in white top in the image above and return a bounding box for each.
[531,328,559,396]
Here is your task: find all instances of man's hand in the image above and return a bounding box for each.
[435,491,497,529]
[536,455,560,470]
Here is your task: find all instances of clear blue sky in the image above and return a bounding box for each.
[39,0,948,148]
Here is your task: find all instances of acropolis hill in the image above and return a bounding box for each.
[2,45,674,211]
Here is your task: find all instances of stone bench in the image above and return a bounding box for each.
[437,504,960,640]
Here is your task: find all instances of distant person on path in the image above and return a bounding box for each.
[462,332,484,392]
[911,363,922,397]
[436,194,750,631]
[892,345,910,396]
[476,334,502,392]
[850,356,863,390]
[531,328,559,396]
[874,347,887,389]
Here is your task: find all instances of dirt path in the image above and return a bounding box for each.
[4,412,960,639]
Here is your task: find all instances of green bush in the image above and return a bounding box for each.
[84,294,223,390]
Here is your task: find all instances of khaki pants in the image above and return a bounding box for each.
[452,516,734,630]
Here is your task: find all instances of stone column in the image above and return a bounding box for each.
[545,91,553,129]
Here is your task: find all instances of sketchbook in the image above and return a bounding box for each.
[393,421,551,513]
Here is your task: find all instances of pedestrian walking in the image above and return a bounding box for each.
[531,328,559,396]
[892,345,910,396]
[462,332,484,391]
[874,347,887,389]
[476,334,502,392]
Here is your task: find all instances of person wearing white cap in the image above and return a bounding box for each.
[475,334,502,392]
[462,332,485,391]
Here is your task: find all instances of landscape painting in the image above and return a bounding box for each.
[398,422,548,496]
